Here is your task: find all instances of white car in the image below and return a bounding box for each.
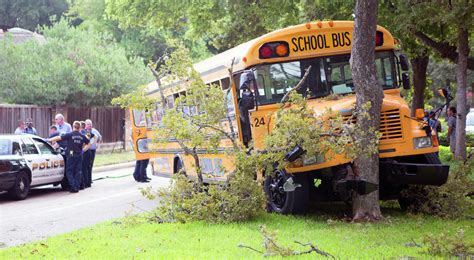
[0,134,65,200]
[467,108,474,134]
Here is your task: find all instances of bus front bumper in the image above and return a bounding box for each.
[380,161,449,186]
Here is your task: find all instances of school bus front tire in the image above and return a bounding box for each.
[264,169,309,214]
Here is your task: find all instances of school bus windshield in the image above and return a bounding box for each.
[253,51,397,105]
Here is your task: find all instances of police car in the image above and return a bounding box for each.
[0,134,65,200]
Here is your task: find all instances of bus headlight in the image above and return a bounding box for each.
[413,137,432,149]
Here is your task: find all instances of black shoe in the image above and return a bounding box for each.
[139,180,150,183]
[70,189,79,193]
[146,177,151,181]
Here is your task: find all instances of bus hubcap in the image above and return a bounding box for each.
[268,170,287,209]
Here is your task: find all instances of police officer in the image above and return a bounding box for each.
[49,121,91,193]
[81,121,95,188]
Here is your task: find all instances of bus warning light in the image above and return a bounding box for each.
[259,46,273,58]
[317,21,322,28]
[329,21,334,27]
[305,23,311,29]
[259,42,290,59]
[275,44,288,57]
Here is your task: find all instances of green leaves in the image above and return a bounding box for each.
[0,19,152,106]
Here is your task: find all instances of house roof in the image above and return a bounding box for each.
[0,27,46,44]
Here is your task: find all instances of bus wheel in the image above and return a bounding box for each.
[397,153,441,210]
[264,169,309,214]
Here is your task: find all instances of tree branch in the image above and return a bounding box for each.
[294,241,335,258]
[226,58,237,142]
[280,65,312,103]
[237,244,263,254]
[414,31,474,70]
[147,64,168,111]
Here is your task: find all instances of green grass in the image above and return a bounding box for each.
[1,207,472,259]
[93,151,136,167]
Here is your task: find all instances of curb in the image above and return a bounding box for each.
[92,161,135,173]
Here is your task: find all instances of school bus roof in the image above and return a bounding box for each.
[196,21,394,81]
[147,21,396,94]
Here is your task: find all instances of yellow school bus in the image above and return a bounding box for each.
[131,21,449,214]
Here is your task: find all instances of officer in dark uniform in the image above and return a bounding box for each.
[81,122,95,188]
[49,121,91,193]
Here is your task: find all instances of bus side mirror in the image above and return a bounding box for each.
[399,54,409,71]
[402,73,410,89]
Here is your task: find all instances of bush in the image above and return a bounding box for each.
[438,132,474,147]
[400,157,474,218]
[145,151,265,223]
[422,229,474,257]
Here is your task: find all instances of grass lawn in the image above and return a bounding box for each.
[1,205,472,259]
[2,147,471,258]
[93,151,136,167]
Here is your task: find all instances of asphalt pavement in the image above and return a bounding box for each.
[0,165,171,248]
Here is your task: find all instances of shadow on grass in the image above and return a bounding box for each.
[297,200,407,222]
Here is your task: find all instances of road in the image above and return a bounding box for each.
[0,166,170,248]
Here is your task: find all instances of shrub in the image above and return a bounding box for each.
[400,157,474,218]
[438,132,474,147]
[145,150,265,223]
[422,229,474,257]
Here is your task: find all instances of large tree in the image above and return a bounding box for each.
[0,0,68,31]
[394,0,473,160]
[351,0,383,221]
[68,0,174,64]
[105,0,303,54]
[0,19,151,106]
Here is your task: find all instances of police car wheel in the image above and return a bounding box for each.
[8,171,30,200]
[60,175,70,191]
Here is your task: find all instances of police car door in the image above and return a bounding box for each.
[32,137,64,184]
[20,137,50,186]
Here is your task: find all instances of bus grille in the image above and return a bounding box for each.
[342,109,402,140]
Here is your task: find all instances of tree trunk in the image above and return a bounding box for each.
[454,27,469,160]
[192,151,204,186]
[471,82,474,108]
[410,54,429,116]
[350,0,383,221]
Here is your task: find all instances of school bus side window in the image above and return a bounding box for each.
[132,109,146,127]
[254,58,329,105]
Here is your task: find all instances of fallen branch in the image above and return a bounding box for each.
[237,244,263,254]
[294,241,335,258]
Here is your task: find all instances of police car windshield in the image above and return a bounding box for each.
[0,139,11,155]
[253,51,397,105]
[467,113,474,126]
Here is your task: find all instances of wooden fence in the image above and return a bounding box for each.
[0,104,125,143]
[66,107,125,143]
[0,104,52,137]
